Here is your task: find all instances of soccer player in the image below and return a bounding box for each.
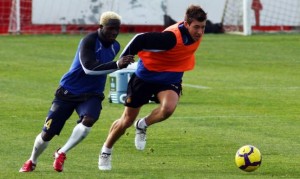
[98,5,207,170]
[251,0,263,26]
[19,11,134,172]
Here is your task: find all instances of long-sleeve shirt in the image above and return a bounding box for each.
[60,31,120,94]
[120,22,196,84]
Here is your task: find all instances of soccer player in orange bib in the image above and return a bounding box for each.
[98,5,207,170]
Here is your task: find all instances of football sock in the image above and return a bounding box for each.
[59,123,91,154]
[137,118,148,129]
[29,133,49,164]
[101,145,112,154]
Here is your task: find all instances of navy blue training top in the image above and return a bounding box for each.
[60,31,120,95]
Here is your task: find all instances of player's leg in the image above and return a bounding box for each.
[99,73,152,170]
[106,106,140,148]
[99,106,140,170]
[19,133,46,172]
[57,96,102,153]
[134,90,179,150]
[54,96,102,172]
[20,98,75,172]
[135,83,181,150]
[141,89,179,126]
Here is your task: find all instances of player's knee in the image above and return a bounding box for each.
[41,131,54,141]
[81,116,97,127]
[123,119,135,128]
[160,105,175,119]
[120,112,137,128]
[118,116,134,129]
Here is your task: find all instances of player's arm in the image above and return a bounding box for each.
[119,31,177,57]
[79,34,132,75]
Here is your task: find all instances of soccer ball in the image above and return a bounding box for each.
[235,145,262,172]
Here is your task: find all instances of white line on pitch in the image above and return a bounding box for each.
[172,115,276,119]
[183,84,210,89]
[222,86,300,90]
[183,84,299,90]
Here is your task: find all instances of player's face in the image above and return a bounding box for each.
[184,20,206,41]
[100,19,121,43]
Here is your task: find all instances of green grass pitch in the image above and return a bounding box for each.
[0,33,299,178]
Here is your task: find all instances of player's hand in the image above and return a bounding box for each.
[117,55,135,69]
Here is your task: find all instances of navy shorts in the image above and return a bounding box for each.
[42,86,104,136]
[125,73,182,108]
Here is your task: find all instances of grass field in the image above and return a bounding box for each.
[0,33,299,179]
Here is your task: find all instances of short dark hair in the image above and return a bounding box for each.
[185,5,207,24]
